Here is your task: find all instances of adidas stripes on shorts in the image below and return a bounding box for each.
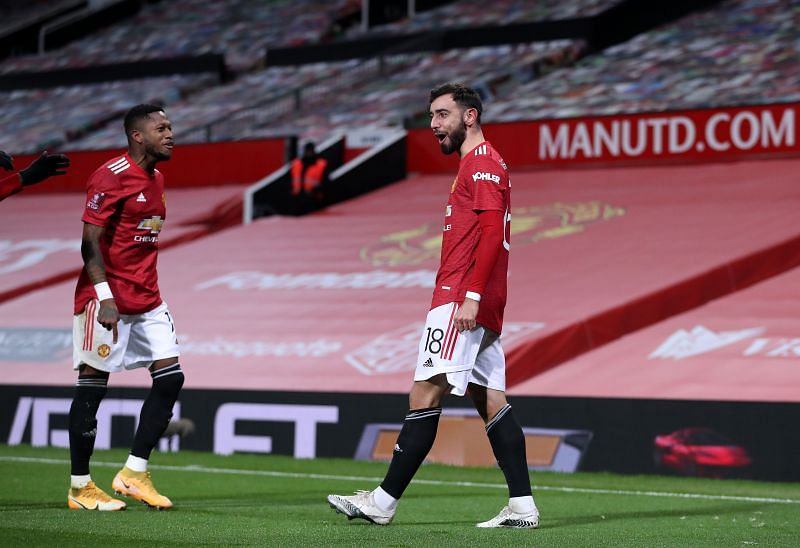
[413,302,506,396]
[73,299,180,372]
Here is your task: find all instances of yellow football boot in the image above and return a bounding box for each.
[68,481,127,511]
[112,466,173,509]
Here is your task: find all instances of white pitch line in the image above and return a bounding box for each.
[3,456,799,505]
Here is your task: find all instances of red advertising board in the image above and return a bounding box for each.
[408,103,800,173]
[12,138,287,193]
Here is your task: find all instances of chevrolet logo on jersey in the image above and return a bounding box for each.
[137,216,164,234]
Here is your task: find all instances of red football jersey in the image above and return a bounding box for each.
[431,141,511,333]
[0,173,22,202]
[74,154,166,315]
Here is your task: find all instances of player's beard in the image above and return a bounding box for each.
[146,142,172,162]
[440,119,466,155]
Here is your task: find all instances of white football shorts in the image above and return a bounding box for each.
[414,302,506,396]
[73,299,180,373]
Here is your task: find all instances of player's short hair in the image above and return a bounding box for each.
[429,83,482,123]
[124,104,165,136]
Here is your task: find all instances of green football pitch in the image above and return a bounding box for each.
[2,444,798,546]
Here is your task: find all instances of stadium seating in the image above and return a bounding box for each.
[62,61,361,150]
[63,40,585,151]
[3,0,799,153]
[0,74,215,153]
[486,0,800,121]
[0,0,81,34]
[1,0,358,73]
[342,0,616,39]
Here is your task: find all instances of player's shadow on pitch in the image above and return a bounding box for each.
[546,502,765,529]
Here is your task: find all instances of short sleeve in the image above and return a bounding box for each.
[469,156,507,212]
[0,173,23,201]
[82,168,123,226]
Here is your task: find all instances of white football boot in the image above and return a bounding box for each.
[477,504,539,529]
[327,490,395,525]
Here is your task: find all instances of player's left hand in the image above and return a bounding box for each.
[0,150,13,172]
[19,151,70,186]
[454,297,479,332]
[97,299,120,344]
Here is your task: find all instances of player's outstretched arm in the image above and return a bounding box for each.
[19,151,70,186]
[82,222,119,343]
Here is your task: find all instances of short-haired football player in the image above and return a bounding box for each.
[67,104,184,511]
[328,83,539,528]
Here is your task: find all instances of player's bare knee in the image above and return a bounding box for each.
[150,356,179,371]
[468,384,490,422]
[485,389,509,421]
[77,362,109,379]
[409,377,448,409]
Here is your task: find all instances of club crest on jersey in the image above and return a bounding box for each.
[137,216,164,234]
[87,192,105,211]
[97,344,111,358]
[472,171,500,184]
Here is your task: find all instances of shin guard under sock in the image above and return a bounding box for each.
[486,404,532,498]
[130,363,184,460]
[69,374,108,475]
[379,407,441,499]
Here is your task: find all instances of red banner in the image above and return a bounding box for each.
[407,103,800,173]
[13,138,287,193]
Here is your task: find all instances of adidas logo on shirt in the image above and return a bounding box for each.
[136,192,146,203]
[422,357,434,367]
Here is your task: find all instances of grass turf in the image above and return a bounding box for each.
[2,444,799,546]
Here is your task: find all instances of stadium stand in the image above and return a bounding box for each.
[260,41,585,145]
[342,0,616,38]
[37,0,799,154]
[486,0,800,121]
[0,74,215,153]
[64,59,366,150]
[0,0,358,72]
[0,0,83,34]
[63,40,584,151]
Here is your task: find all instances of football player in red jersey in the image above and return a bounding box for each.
[329,84,539,529]
[0,149,70,201]
[67,105,183,511]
